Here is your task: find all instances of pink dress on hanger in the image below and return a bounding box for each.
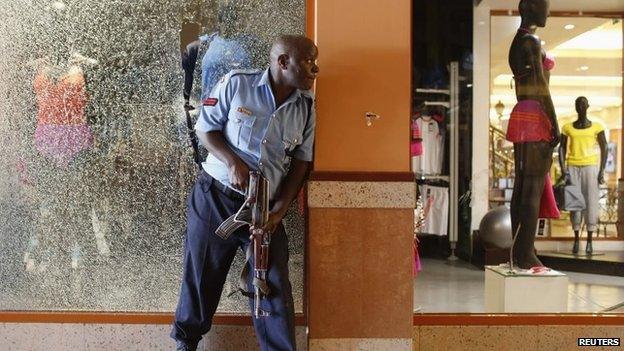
[410,117,423,156]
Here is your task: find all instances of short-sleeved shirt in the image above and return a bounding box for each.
[195,68,316,201]
[562,122,604,166]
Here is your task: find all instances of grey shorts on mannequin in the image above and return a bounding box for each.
[568,165,599,232]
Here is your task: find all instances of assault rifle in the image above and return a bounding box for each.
[215,171,271,318]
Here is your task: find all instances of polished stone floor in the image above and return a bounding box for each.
[414,257,624,313]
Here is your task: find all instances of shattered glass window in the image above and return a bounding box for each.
[0,0,306,313]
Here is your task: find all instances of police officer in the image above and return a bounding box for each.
[171,35,319,351]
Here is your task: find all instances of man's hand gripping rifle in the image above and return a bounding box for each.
[215,171,271,318]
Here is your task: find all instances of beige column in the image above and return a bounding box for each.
[308,0,412,348]
[308,181,415,350]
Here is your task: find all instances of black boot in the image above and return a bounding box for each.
[586,231,593,255]
[572,231,580,254]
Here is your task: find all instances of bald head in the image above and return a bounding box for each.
[270,35,316,64]
[269,35,319,91]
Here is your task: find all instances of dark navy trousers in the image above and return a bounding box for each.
[171,171,296,351]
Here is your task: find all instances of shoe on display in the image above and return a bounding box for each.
[585,241,593,255]
[572,238,579,254]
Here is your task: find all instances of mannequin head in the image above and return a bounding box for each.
[575,96,589,115]
[519,0,550,28]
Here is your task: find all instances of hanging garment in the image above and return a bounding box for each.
[413,235,421,276]
[33,67,93,167]
[412,116,443,174]
[410,117,423,156]
[418,184,449,236]
[539,174,560,219]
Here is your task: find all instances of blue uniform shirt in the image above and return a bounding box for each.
[200,34,253,100]
[195,68,316,201]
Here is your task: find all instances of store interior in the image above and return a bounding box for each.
[412,0,624,314]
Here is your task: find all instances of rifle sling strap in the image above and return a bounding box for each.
[232,243,271,299]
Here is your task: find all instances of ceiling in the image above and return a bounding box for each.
[481,0,624,12]
[489,15,623,128]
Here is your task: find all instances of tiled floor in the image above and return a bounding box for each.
[413,257,624,313]
[0,324,308,351]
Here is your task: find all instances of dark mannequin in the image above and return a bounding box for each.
[180,19,202,110]
[508,0,559,269]
[558,96,607,254]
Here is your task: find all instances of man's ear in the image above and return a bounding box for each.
[278,54,289,69]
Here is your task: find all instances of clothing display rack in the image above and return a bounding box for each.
[414,61,459,260]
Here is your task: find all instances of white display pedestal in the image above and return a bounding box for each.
[484,265,568,313]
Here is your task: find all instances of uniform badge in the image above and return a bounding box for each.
[203,97,218,106]
[236,106,253,116]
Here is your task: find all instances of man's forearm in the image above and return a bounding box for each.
[198,130,242,167]
[271,159,310,217]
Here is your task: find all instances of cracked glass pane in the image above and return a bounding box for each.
[0,0,305,313]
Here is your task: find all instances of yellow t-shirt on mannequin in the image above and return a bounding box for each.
[561,122,604,166]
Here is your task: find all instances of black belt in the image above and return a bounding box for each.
[200,170,245,201]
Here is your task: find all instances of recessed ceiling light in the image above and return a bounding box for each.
[579,65,589,71]
[541,40,546,46]
[564,24,575,30]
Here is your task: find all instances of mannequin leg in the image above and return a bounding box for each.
[582,165,600,255]
[568,167,583,254]
[510,144,524,246]
[511,142,551,269]
[515,173,546,268]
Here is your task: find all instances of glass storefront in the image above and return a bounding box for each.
[489,15,623,239]
[0,0,306,313]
